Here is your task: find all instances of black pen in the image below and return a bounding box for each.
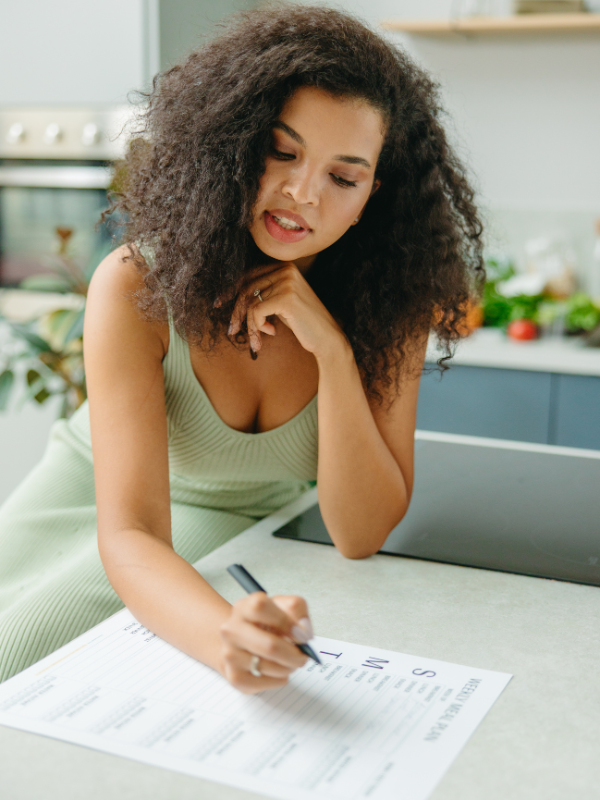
[227,564,322,665]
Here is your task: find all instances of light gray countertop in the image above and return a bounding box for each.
[2,488,599,800]
[427,327,600,377]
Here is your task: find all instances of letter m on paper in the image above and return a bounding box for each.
[362,658,389,670]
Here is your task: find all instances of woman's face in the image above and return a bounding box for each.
[249,86,385,272]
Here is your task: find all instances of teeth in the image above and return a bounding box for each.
[272,214,303,231]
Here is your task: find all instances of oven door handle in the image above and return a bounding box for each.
[0,165,112,189]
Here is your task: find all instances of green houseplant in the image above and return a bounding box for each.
[0,229,113,419]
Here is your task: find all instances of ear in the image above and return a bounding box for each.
[351,179,381,226]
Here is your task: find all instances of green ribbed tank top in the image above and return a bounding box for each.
[165,313,318,478]
[64,313,319,514]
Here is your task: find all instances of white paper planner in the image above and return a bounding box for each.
[0,608,511,800]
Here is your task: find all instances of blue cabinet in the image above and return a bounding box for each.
[553,374,600,450]
[418,363,600,449]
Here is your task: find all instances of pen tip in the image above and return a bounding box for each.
[300,644,321,664]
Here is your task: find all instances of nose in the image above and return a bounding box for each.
[281,164,319,207]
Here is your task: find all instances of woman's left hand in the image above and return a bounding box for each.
[227,262,346,360]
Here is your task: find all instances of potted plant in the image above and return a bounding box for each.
[0,229,113,419]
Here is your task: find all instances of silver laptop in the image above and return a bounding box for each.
[273,431,600,586]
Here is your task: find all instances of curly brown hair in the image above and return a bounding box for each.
[112,2,483,399]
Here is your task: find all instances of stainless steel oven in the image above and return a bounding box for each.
[0,108,131,287]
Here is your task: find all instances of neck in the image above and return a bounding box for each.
[292,253,318,276]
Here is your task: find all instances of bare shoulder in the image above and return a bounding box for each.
[89,243,153,301]
[86,244,169,358]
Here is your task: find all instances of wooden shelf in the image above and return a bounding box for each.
[382,13,600,35]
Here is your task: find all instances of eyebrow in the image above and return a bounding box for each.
[273,121,372,170]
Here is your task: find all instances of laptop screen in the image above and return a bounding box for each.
[273,433,600,586]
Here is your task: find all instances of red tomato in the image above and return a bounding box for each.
[507,319,539,341]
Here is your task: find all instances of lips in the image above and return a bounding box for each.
[270,208,310,230]
[263,209,311,244]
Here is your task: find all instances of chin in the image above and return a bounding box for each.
[253,236,313,263]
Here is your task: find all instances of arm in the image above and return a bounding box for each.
[85,247,309,693]
[233,262,426,559]
[314,336,424,558]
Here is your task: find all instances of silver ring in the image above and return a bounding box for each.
[249,655,262,678]
[253,288,264,302]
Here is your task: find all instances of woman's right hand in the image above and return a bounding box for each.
[219,593,313,694]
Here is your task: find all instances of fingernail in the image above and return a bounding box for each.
[291,625,310,644]
[292,617,314,643]
[227,322,234,335]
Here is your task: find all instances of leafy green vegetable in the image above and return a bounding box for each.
[478,257,600,331]
[564,293,600,333]
[481,282,513,327]
[480,259,544,327]
[507,294,544,323]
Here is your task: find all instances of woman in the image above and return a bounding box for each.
[0,5,482,689]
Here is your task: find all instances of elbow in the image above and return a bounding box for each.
[333,529,393,561]
[332,505,409,561]
[337,543,380,560]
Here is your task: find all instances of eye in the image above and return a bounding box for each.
[331,174,358,188]
[271,148,295,161]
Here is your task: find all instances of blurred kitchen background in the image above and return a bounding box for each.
[0,0,599,504]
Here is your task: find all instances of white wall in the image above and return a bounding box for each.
[0,0,149,105]
[309,1,600,280]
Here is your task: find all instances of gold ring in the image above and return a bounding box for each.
[249,655,262,677]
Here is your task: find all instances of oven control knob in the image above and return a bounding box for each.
[6,122,26,144]
[43,123,63,144]
[81,123,101,146]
